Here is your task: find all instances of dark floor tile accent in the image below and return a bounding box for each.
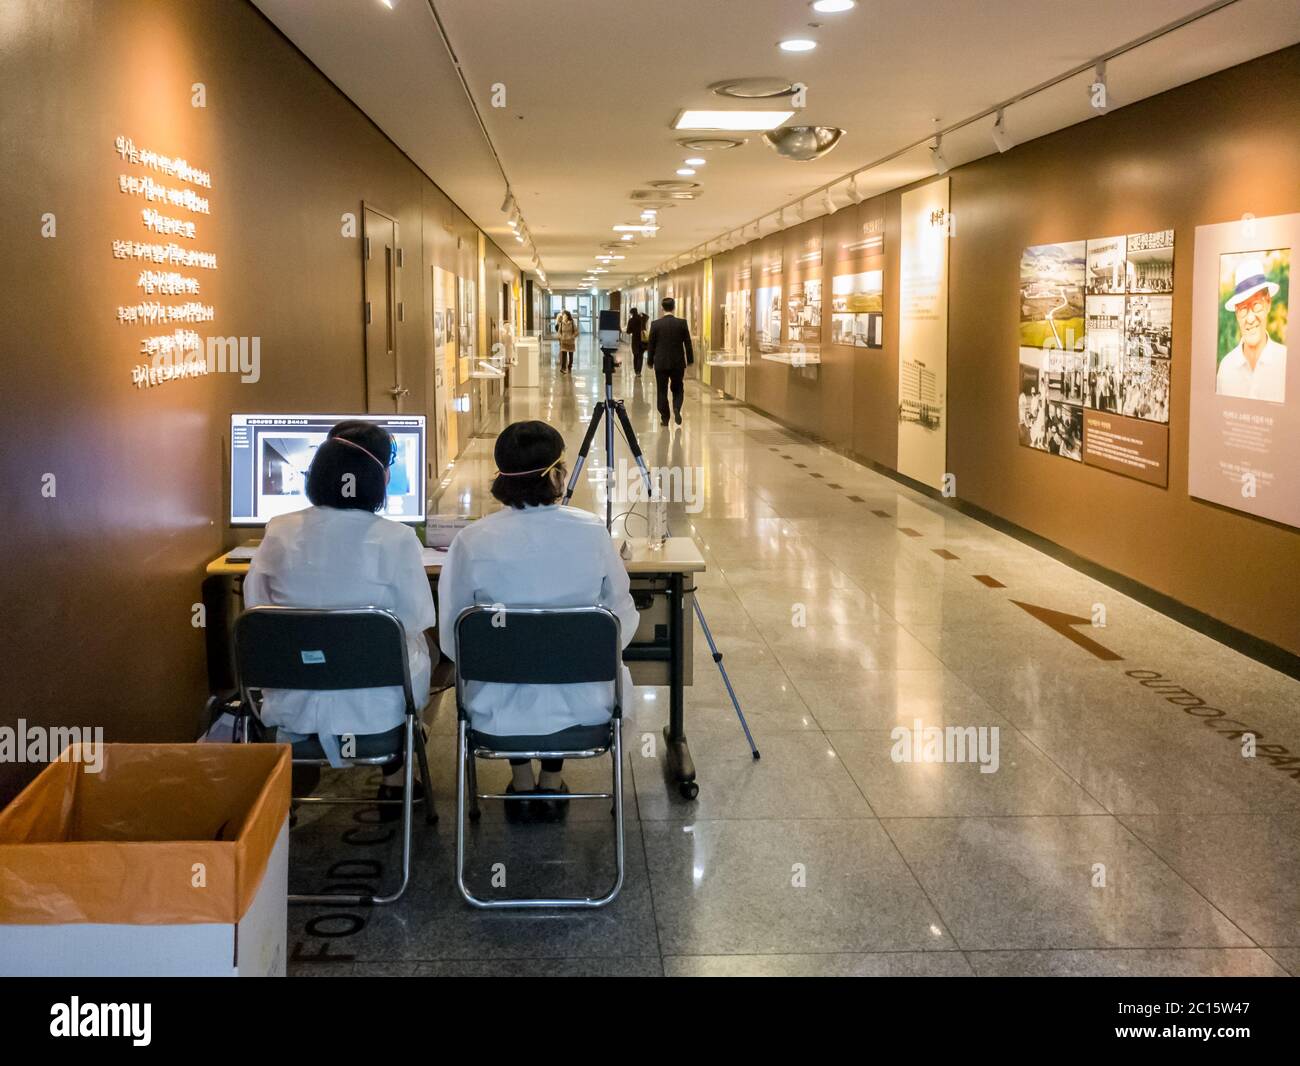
[898,527,923,537]
[809,472,824,479]
[871,510,891,518]
[794,463,807,468]
[848,495,866,503]
[933,548,959,560]
[827,483,843,489]
[974,574,1006,588]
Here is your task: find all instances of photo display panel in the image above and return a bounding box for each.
[1188,212,1297,528]
[1018,230,1174,486]
[230,413,426,526]
[831,209,885,350]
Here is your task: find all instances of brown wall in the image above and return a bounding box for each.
[676,45,1299,656]
[0,0,519,802]
[947,45,1300,655]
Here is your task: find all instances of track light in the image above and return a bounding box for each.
[847,174,862,204]
[500,190,515,215]
[1090,59,1109,112]
[824,189,835,215]
[992,108,1013,153]
[930,133,949,176]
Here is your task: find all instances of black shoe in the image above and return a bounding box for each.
[534,782,570,822]
[661,418,669,427]
[504,782,539,824]
[674,411,682,425]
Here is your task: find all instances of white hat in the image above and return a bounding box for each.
[1224,260,1280,311]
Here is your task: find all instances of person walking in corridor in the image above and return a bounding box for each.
[646,297,693,426]
[627,307,647,375]
[557,309,577,374]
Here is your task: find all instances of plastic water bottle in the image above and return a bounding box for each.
[648,473,668,551]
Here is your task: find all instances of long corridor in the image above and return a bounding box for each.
[286,333,1300,977]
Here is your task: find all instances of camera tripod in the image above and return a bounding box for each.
[562,349,759,797]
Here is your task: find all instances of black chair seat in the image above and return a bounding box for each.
[470,722,612,754]
[288,724,405,762]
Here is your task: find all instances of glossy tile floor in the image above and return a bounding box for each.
[288,335,1300,977]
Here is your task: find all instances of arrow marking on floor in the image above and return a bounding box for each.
[1011,600,1123,661]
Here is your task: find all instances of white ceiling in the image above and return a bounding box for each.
[252,0,1300,288]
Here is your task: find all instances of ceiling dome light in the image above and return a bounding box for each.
[762,125,844,161]
[811,0,856,12]
[778,39,817,53]
[648,180,700,191]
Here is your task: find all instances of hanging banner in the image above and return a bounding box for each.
[897,177,950,489]
[1189,212,1297,528]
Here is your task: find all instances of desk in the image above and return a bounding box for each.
[205,535,706,799]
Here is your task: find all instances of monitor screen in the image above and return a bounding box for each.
[230,413,426,526]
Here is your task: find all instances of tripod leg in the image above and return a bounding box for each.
[612,401,655,499]
[693,597,760,760]
[563,403,607,505]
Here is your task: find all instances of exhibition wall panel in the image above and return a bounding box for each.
[946,44,1300,655]
[849,194,900,470]
[0,0,520,802]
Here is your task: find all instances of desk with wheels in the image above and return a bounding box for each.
[204,535,706,799]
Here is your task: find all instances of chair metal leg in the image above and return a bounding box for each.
[413,718,437,825]
[455,719,625,910]
[290,717,414,907]
[456,719,471,902]
[466,739,481,821]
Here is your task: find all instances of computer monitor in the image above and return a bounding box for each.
[230,413,426,526]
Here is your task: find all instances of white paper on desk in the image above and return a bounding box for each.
[425,516,474,549]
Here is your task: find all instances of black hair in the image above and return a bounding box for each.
[306,419,391,513]
[662,297,675,312]
[491,420,565,509]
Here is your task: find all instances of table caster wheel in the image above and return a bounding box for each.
[468,808,482,822]
[678,780,699,800]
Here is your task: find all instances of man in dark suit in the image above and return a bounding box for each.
[646,297,693,426]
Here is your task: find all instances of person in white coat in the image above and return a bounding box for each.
[437,420,638,822]
[245,419,435,811]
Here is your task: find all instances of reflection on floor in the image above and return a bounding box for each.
[288,335,1300,977]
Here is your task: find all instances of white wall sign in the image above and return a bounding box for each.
[897,177,950,489]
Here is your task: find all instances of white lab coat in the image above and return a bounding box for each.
[244,507,435,748]
[437,504,639,737]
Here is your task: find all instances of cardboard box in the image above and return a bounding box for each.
[0,743,290,977]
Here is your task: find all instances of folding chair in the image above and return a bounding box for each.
[233,606,436,906]
[454,605,624,909]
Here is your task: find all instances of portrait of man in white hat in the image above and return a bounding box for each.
[1216,254,1288,403]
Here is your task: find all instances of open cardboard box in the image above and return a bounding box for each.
[0,743,291,977]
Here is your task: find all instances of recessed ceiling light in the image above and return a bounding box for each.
[811,0,856,12]
[778,39,817,53]
[710,78,797,100]
[621,234,634,240]
[676,168,696,176]
[676,136,746,151]
[684,158,706,166]
[674,109,794,132]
